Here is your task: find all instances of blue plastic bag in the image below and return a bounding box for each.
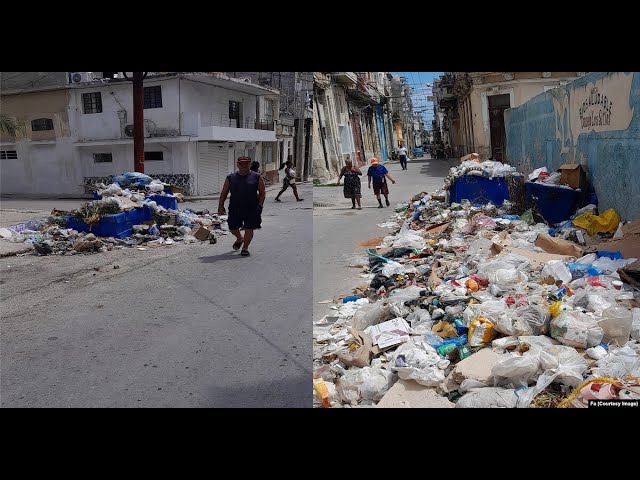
[113,172,153,188]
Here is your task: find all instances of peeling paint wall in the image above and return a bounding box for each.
[505,72,639,220]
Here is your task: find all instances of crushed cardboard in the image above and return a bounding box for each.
[535,234,584,258]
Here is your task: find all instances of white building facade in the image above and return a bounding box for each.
[1,73,279,196]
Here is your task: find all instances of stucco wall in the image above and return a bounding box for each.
[505,71,639,220]
[68,79,181,141]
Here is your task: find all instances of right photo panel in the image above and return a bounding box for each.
[313,71,640,409]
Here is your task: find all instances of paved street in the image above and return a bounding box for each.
[313,157,456,322]
[0,183,313,407]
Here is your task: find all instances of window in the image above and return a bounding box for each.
[229,101,241,119]
[0,150,18,159]
[31,118,54,131]
[93,153,112,163]
[264,98,274,121]
[262,143,273,164]
[144,151,164,161]
[82,92,102,114]
[144,86,162,109]
[229,100,242,128]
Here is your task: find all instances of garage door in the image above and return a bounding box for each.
[197,142,228,195]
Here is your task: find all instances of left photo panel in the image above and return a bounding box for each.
[0,71,314,407]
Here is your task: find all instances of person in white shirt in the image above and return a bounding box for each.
[397,144,408,170]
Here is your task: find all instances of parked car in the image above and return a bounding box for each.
[413,146,425,157]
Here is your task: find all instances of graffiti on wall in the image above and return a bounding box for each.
[579,87,613,129]
[550,72,634,161]
[569,72,634,139]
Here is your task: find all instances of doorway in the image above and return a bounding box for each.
[488,94,510,162]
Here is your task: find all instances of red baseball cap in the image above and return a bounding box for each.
[237,156,251,163]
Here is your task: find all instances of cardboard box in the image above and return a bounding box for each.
[192,225,212,241]
[558,163,587,189]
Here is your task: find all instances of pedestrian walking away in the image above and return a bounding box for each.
[337,155,362,210]
[217,156,266,256]
[250,161,260,173]
[397,144,408,170]
[274,160,304,202]
[367,157,396,208]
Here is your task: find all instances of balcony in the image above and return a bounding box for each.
[332,72,358,85]
[198,112,276,142]
[75,111,276,145]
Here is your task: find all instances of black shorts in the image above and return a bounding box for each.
[227,205,262,230]
[373,181,389,196]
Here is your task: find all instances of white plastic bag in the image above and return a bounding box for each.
[381,261,405,278]
[550,310,603,348]
[391,339,448,387]
[456,387,518,408]
[541,260,572,284]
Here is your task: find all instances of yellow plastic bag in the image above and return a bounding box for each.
[548,301,562,319]
[572,209,620,236]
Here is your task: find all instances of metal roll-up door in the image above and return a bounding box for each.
[197,142,228,195]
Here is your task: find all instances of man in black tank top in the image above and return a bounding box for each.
[218,156,266,256]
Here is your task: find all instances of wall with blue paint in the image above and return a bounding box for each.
[376,106,388,161]
[505,72,640,220]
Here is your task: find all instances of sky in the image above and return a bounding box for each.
[390,72,443,128]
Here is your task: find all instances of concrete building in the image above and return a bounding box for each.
[224,72,313,182]
[0,72,279,196]
[312,72,402,183]
[505,71,640,221]
[433,72,583,161]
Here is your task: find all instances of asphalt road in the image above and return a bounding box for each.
[0,184,313,407]
[313,157,456,322]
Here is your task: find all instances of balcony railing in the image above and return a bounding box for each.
[255,119,274,131]
[200,113,274,130]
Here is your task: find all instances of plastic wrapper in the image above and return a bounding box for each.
[468,317,497,347]
[550,310,603,348]
[591,256,638,274]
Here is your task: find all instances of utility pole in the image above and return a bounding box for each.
[293,72,303,181]
[123,72,147,173]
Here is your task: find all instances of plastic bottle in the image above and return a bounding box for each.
[600,306,633,347]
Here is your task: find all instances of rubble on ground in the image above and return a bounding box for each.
[0,172,227,256]
[313,161,640,408]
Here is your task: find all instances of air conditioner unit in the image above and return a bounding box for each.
[124,124,135,137]
[68,72,93,84]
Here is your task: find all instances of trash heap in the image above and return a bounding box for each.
[313,190,640,408]
[0,172,228,256]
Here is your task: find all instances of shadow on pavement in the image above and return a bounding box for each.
[205,373,311,408]
[198,252,247,263]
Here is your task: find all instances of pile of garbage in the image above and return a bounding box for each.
[443,159,519,191]
[313,190,640,408]
[0,172,228,256]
